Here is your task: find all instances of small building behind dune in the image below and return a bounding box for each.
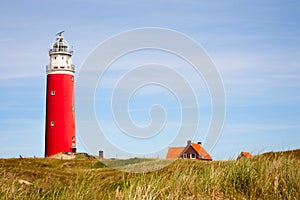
[166,140,212,161]
[237,151,252,159]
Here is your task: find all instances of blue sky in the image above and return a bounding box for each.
[0,1,299,159]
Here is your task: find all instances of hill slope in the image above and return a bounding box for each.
[0,149,299,199]
[258,148,300,160]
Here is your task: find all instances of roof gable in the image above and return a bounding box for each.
[190,143,212,160]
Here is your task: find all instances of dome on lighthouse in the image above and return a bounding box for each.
[49,31,72,54]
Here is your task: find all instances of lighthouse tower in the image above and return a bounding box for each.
[45,32,76,157]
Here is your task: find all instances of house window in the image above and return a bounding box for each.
[183,153,187,159]
[72,136,75,142]
[190,153,196,159]
[71,76,74,81]
[51,90,55,95]
[72,106,75,111]
[50,121,55,126]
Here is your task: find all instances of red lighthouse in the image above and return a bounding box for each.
[45,31,76,157]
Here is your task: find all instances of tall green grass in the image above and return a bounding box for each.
[0,151,299,199]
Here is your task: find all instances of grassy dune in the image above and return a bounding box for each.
[0,149,299,199]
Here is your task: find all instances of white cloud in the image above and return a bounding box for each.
[0,38,13,43]
[0,73,40,80]
[224,123,298,134]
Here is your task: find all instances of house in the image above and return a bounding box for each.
[237,151,252,159]
[166,140,212,161]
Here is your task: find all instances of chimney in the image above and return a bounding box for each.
[197,142,202,145]
[98,150,104,159]
[187,140,192,145]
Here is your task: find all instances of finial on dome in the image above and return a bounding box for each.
[56,30,65,36]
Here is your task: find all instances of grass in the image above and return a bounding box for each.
[0,149,299,199]
[102,158,173,173]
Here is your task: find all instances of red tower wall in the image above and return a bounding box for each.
[45,73,76,157]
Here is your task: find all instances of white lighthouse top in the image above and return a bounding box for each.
[49,31,73,55]
[47,31,75,74]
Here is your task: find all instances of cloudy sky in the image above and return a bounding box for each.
[0,1,299,159]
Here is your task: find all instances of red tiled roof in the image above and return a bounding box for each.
[166,147,185,159]
[241,151,252,158]
[191,143,212,160]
